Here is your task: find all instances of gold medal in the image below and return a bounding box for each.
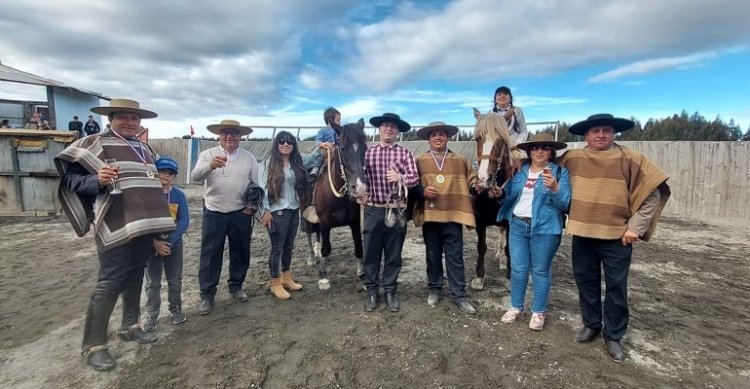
[436,174,445,184]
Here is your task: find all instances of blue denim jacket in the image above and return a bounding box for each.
[496,162,571,235]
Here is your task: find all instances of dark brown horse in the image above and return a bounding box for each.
[470,109,514,290]
[302,119,368,290]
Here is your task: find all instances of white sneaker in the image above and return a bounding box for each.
[501,308,524,323]
[529,313,546,331]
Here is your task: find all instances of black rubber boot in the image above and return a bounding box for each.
[117,281,157,344]
[81,280,122,371]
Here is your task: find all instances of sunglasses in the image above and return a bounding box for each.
[530,145,554,151]
[220,131,241,137]
[277,139,295,145]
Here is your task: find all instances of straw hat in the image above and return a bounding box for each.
[516,133,567,151]
[90,98,158,119]
[206,119,253,136]
[416,121,459,140]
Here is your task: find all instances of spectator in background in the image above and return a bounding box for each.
[1,119,10,129]
[26,112,42,129]
[69,116,84,138]
[84,115,101,136]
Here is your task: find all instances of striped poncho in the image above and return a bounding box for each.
[54,133,175,251]
[413,151,477,228]
[560,145,670,241]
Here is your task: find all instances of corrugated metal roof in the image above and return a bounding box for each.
[0,61,109,100]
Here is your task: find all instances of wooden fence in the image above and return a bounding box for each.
[129,139,750,220]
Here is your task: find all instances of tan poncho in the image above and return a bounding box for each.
[413,151,477,228]
[560,146,670,241]
[55,133,175,251]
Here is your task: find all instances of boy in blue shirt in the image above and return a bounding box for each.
[143,157,190,332]
[305,107,341,181]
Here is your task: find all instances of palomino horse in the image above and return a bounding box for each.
[470,109,514,290]
[302,119,368,290]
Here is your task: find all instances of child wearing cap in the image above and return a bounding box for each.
[143,157,190,332]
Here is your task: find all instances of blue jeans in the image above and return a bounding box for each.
[267,209,299,278]
[198,208,253,299]
[508,217,561,313]
[145,242,184,318]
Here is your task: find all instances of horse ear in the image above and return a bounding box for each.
[473,108,481,121]
[356,118,365,130]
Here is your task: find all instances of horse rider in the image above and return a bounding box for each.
[560,113,671,363]
[357,113,419,313]
[191,119,260,315]
[413,121,479,315]
[55,98,174,371]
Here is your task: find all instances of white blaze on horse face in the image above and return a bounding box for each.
[355,177,367,197]
[477,139,494,184]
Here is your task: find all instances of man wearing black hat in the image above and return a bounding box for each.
[561,114,671,363]
[358,113,419,312]
[413,122,478,314]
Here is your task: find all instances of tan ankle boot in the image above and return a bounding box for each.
[270,277,291,300]
[281,270,303,291]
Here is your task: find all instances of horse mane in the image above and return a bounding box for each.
[474,112,511,146]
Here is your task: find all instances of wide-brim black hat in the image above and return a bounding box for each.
[369,113,411,132]
[416,121,459,140]
[569,113,634,136]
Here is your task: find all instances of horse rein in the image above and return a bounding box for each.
[324,146,348,198]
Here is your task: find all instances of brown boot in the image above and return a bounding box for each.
[281,270,303,291]
[270,277,291,300]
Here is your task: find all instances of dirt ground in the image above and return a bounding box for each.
[1,185,749,389]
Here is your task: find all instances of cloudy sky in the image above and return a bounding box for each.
[1,0,749,138]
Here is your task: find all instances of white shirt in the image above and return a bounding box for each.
[191,146,260,213]
[512,170,540,218]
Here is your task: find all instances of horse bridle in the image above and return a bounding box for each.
[478,139,510,189]
[324,145,349,198]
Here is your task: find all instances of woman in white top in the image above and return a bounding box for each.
[260,131,311,300]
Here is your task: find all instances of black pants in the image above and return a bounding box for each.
[198,208,253,299]
[267,209,299,278]
[423,222,468,301]
[571,236,633,342]
[82,235,152,351]
[363,206,407,294]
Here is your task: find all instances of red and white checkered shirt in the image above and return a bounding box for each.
[364,142,419,204]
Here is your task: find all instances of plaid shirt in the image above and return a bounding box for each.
[364,142,419,204]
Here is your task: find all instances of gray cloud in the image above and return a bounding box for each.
[347,0,750,90]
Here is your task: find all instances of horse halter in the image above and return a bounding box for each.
[478,138,509,188]
[324,146,349,198]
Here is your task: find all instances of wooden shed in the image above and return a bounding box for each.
[0,129,76,215]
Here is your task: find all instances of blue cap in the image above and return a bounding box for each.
[155,157,179,174]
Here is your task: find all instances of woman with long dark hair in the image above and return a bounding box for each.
[260,131,310,299]
[491,85,529,148]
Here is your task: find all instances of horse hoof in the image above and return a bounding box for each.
[470,277,485,290]
[318,279,331,290]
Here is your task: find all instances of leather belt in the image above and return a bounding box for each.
[513,215,532,224]
[367,202,405,208]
